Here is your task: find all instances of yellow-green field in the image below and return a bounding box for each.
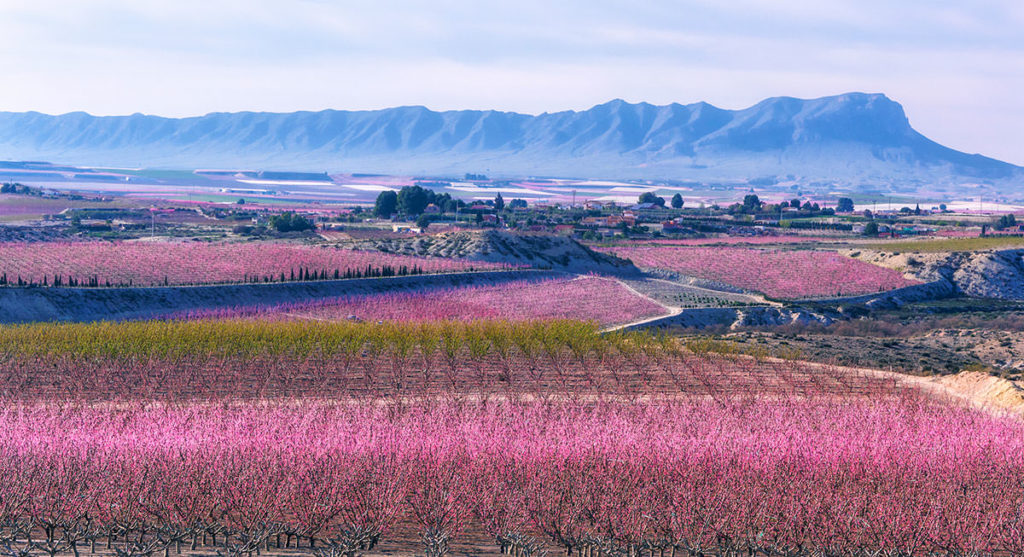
[860,236,1024,253]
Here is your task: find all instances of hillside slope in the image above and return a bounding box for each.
[849,249,1024,300]
[363,230,636,274]
[0,93,1018,186]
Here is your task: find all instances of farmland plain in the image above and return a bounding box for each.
[2,172,1024,557]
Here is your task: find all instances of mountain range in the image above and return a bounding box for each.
[0,93,1019,189]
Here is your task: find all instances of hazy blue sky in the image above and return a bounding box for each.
[1,0,1021,163]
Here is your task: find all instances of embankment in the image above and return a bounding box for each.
[0,270,560,324]
[621,279,956,331]
[801,279,957,310]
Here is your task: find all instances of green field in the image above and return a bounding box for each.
[860,236,1024,253]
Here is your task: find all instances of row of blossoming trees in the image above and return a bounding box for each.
[0,320,894,402]
[1,401,1023,557]
[165,276,667,328]
[0,242,510,287]
[2,319,1023,556]
[597,246,918,299]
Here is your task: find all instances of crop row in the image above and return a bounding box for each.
[0,320,902,402]
[0,241,509,287]
[1,399,1022,557]
[169,276,667,327]
[600,246,919,299]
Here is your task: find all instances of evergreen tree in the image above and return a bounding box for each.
[397,185,430,215]
[374,190,398,218]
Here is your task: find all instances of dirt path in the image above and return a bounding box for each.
[601,277,681,332]
[601,274,786,332]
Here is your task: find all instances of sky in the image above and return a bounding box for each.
[0,0,1021,164]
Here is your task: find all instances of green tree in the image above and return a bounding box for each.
[432,192,455,213]
[742,194,761,212]
[863,221,879,236]
[494,193,505,211]
[790,199,801,210]
[670,193,684,209]
[374,190,398,218]
[415,214,432,230]
[638,192,666,207]
[398,185,430,215]
[996,214,1017,229]
[836,197,854,212]
[269,212,314,232]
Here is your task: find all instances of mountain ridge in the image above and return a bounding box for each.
[0,93,1019,188]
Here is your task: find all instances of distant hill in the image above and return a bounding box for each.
[0,93,1019,188]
